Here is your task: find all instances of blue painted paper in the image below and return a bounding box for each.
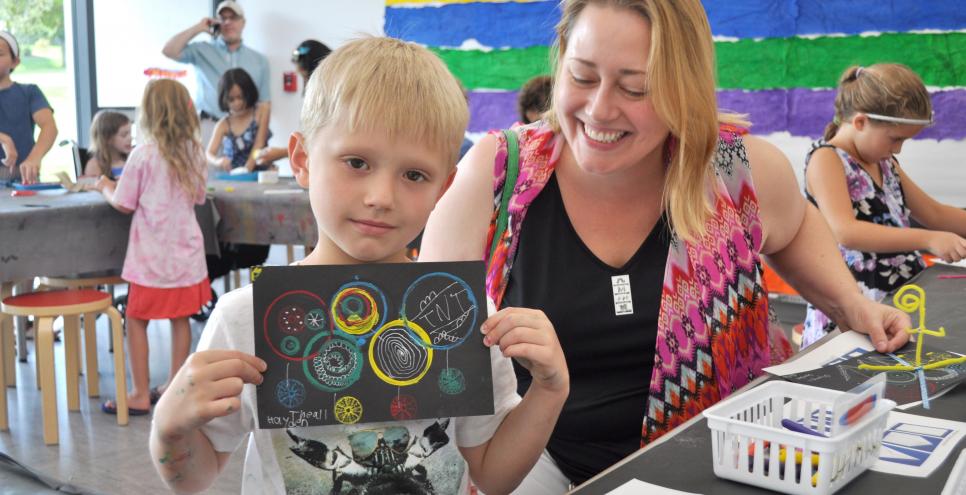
[385,1,558,48]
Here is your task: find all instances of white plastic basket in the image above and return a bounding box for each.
[702,381,895,495]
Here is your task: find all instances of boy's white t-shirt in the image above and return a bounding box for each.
[198,285,522,495]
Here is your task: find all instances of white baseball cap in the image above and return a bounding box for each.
[0,31,19,59]
[216,1,244,18]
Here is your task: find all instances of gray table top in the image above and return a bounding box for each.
[571,264,966,494]
[0,178,314,282]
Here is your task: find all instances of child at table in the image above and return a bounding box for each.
[84,110,133,178]
[206,68,270,172]
[802,63,966,348]
[149,37,569,495]
[94,79,211,415]
[0,30,57,184]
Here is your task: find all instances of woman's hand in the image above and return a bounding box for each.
[839,293,911,353]
[481,307,569,393]
[153,350,266,443]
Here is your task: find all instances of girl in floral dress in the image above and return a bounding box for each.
[802,63,966,348]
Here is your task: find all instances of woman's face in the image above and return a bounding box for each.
[554,4,670,176]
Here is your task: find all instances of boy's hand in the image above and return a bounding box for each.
[0,133,16,169]
[244,158,256,172]
[154,350,266,443]
[19,158,40,184]
[482,307,569,393]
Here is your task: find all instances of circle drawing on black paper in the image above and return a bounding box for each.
[303,331,364,392]
[401,272,478,350]
[330,281,387,337]
[263,290,332,362]
[335,396,363,424]
[304,308,327,332]
[438,367,466,395]
[390,394,418,420]
[280,336,300,356]
[276,378,306,409]
[369,319,433,386]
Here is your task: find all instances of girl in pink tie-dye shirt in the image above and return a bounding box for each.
[94,79,210,416]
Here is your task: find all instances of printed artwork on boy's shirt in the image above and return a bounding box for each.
[253,262,492,428]
[273,419,465,494]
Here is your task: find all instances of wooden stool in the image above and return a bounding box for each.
[0,282,16,392]
[1,289,128,444]
[38,272,126,370]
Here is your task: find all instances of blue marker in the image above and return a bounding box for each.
[782,419,828,438]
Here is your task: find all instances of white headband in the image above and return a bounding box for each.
[864,112,934,126]
[0,31,18,59]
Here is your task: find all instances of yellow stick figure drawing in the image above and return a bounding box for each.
[858,284,966,372]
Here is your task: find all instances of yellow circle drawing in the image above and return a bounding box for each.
[331,287,380,335]
[334,396,363,424]
[368,319,433,386]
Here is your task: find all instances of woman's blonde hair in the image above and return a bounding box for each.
[300,37,469,167]
[89,110,130,177]
[548,0,746,241]
[824,64,931,141]
[138,79,204,194]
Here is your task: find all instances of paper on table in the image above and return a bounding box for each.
[871,411,966,478]
[606,479,703,495]
[941,448,966,495]
[764,331,874,377]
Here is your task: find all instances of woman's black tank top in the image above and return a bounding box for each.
[502,173,669,484]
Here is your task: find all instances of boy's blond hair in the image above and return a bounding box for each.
[300,37,469,167]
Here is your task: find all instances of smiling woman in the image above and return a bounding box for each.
[418,0,915,490]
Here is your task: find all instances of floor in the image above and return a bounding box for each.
[0,248,807,494]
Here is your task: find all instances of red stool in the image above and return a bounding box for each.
[38,273,126,388]
[1,289,128,444]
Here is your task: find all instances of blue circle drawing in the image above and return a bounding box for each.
[276,378,306,409]
[401,272,478,350]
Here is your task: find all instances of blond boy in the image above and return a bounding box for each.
[150,37,569,495]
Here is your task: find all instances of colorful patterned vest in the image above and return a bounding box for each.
[484,122,792,447]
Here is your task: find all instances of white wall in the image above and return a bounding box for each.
[763,132,966,207]
[241,0,386,171]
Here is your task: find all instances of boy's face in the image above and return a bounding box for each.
[0,39,18,79]
[290,123,455,264]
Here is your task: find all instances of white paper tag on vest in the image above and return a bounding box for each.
[612,275,633,316]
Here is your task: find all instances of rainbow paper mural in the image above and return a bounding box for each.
[385,0,966,141]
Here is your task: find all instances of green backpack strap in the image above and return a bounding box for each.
[488,129,520,260]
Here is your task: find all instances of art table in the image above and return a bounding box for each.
[0,179,313,363]
[569,264,966,495]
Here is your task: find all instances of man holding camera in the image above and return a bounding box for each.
[162,1,269,145]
